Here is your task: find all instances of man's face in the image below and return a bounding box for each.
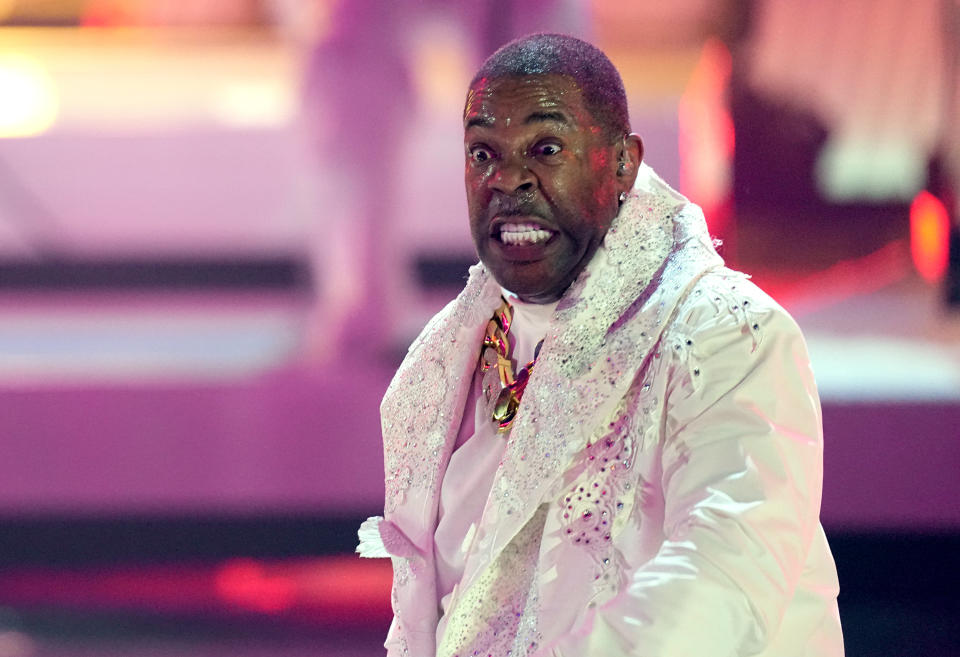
[463,74,626,304]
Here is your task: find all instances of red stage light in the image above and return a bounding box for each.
[679,38,735,239]
[910,190,950,282]
[215,559,298,614]
[213,556,393,619]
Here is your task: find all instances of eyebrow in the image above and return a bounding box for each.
[464,110,571,130]
[465,115,495,129]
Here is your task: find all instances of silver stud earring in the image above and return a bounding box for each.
[619,191,627,203]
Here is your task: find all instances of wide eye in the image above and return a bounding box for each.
[469,146,494,163]
[534,141,562,158]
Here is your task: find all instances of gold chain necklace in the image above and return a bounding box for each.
[479,297,543,433]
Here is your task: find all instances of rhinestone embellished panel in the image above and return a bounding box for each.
[437,506,548,657]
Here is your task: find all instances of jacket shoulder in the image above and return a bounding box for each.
[669,267,803,347]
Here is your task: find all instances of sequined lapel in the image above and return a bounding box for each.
[379,264,503,657]
[380,264,502,542]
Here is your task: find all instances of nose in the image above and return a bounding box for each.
[489,157,536,194]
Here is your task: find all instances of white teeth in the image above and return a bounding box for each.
[499,222,553,245]
[502,222,539,232]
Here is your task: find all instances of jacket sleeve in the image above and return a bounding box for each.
[546,295,825,656]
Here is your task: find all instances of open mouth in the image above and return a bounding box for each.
[496,221,555,246]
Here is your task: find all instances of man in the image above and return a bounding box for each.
[358,33,844,657]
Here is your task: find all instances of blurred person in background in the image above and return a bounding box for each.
[359,33,843,657]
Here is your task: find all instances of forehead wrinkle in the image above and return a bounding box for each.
[524,110,570,127]
[463,75,591,135]
[465,105,575,133]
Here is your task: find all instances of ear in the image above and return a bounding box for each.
[615,133,644,194]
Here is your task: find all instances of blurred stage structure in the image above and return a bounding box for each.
[0,1,958,656]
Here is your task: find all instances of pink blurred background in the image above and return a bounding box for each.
[0,1,957,655]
